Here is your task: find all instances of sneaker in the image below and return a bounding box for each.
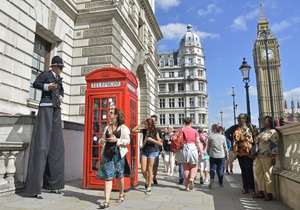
[185,186,190,191]
[200,176,204,184]
[208,179,214,189]
[169,173,173,177]
[144,182,148,189]
[226,170,229,174]
[145,188,151,195]
[204,178,209,183]
[219,184,224,188]
[153,179,158,185]
[189,179,194,190]
[178,179,184,184]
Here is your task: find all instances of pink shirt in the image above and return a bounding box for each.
[182,126,199,143]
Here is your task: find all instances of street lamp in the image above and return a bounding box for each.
[261,29,274,119]
[231,85,237,125]
[220,110,223,128]
[239,58,251,123]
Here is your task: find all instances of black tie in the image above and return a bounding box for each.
[55,74,59,82]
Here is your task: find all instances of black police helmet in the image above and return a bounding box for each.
[50,55,65,68]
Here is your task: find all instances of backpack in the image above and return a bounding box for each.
[170,128,186,152]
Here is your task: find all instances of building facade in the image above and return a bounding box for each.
[157,25,208,131]
[0,0,162,123]
[253,5,285,126]
[284,99,300,123]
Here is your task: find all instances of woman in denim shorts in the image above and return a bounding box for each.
[132,118,162,195]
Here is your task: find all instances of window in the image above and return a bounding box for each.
[169,98,175,108]
[190,113,195,124]
[189,82,194,91]
[159,84,166,92]
[160,60,165,67]
[197,58,201,65]
[159,99,165,108]
[178,71,184,77]
[190,98,194,107]
[188,58,193,65]
[198,97,206,107]
[169,114,175,124]
[168,83,175,92]
[160,72,165,78]
[178,98,184,107]
[199,114,206,124]
[199,82,205,91]
[178,59,182,66]
[169,72,174,77]
[179,114,185,124]
[198,69,203,77]
[178,83,185,91]
[29,36,51,100]
[189,69,194,76]
[169,60,174,66]
[160,114,166,125]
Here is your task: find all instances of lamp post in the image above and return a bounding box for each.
[261,29,275,119]
[239,58,251,123]
[231,85,237,125]
[220,110,223,128]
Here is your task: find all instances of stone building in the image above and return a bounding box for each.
[0,0,162,192]
[157,25,208,131]
[284,99,300,123]
[0,0,162,122]
[253,4,285,126]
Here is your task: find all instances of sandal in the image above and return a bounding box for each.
[99,202,109,209]
[116,195,125,203]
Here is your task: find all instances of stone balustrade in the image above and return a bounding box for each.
[275,122,300,209]
[0,142,28,195]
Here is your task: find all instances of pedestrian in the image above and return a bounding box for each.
[151,115,163,185]
[207,124,228,188]
[132,118,162,195]
[25,55,65,199]
[163,125,175,176]
[252,116,279,201]
[97,108,131,209]
[198,128,209,184]
[175,117,201,191]
[220,126,234,174]
[233,113,255,194]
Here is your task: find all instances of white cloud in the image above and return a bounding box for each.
[160,23,220,40]
[156,0,181,10]
[284,87,300,102]
[197,4,223,17]
[272,16,300,33]
[249,85,257,97]
[230,9,259,31]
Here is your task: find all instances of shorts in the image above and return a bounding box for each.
[226,151,235,163]
[141,151,160,159]
[199,159,209,171]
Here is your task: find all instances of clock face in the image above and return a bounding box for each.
[261,48,275,60]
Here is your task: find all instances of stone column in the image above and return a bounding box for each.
[0,151,8,185]
[6,151,19,187]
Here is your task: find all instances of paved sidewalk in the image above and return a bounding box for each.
[0,159,292,210]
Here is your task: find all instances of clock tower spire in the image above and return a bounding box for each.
[253,4,285,127]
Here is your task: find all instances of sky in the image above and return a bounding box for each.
[154,0,300,130]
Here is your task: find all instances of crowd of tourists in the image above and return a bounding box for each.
[131,113,279,204]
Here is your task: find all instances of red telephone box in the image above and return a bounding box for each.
[82,67,139,190]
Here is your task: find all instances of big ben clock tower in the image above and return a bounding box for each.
[253,4,285,126]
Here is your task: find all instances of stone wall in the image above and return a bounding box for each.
[0,115,84,195]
